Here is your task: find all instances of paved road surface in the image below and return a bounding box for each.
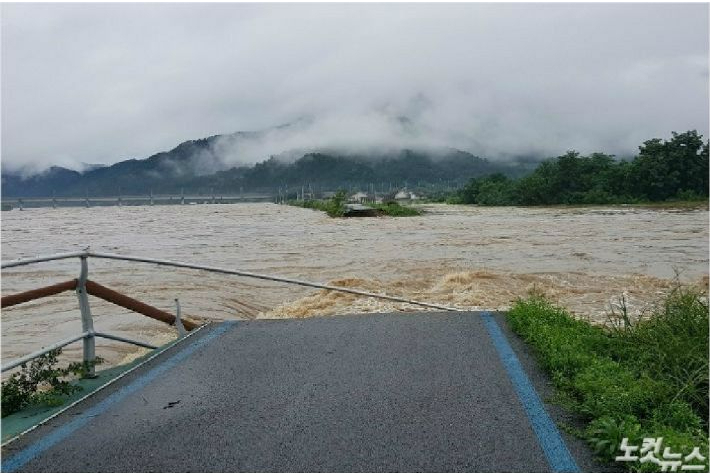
[2,312,602,472]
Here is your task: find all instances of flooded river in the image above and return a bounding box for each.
[1,203,708,367]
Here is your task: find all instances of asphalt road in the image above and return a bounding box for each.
[2,312,603,472]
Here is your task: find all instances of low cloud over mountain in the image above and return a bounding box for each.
[2,3,707,174]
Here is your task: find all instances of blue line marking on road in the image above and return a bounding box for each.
[481,311,580,473]
[2,321,238,473]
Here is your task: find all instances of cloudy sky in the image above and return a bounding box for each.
[1,3,708,173]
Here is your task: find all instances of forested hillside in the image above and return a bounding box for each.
[1,145,517,197]
[3,129,706,203]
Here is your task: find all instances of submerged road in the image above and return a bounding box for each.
[2,312,601,473]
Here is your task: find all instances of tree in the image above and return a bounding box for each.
[632,131,708,200]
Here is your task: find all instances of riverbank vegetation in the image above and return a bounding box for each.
[507,287,708,470]
[444,131,708,206]
[1,349,103,417]
[288,192,348,217]
[288,192,422,217]
[368,202,422,216]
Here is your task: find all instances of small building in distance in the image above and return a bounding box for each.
[394,189,419,202]
[349,191,376,204]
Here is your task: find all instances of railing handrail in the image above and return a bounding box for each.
[86,251,463,312]
[2,250,464,312]
[2,250,168,373]
[1,249,464,373]
[1,251,89,269]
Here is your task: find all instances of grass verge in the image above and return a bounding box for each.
[507,288,708,471]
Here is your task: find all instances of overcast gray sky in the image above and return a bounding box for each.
[1,2,708,173]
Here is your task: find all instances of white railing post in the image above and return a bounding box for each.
[174,298,187,337]
[77,255,96,377]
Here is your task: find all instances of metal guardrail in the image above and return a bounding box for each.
[1,252,187,374]
[1,250,463,374]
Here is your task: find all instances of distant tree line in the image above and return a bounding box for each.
[449,131,708,206]
[203,149,514,192]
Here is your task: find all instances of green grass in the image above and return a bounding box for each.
[369,202,422,216]
[288,198,345,217]
[507,288,708,471]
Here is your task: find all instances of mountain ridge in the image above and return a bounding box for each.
[1,125,528,197]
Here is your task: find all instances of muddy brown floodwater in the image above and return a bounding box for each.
[1,203,707,369]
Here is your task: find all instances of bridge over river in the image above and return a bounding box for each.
[1,311,602,473]
[1,193,274,209]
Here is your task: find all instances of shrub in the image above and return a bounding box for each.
[1,349,103,417]
[288,191,346,217]
[370,202,422,216]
